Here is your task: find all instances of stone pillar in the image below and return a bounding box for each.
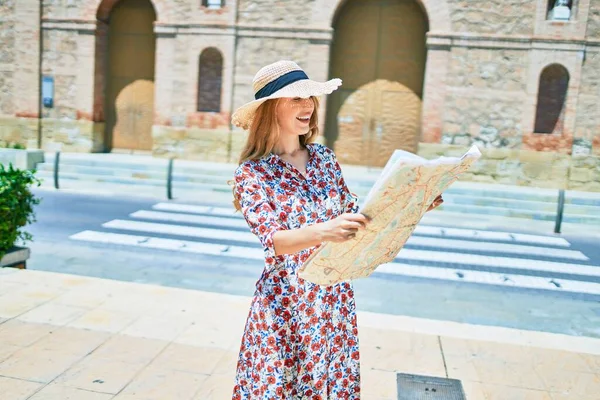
[420,35,450,143]
[13,0,41,147]
[154,26,177,126]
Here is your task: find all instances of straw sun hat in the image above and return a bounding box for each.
[231,60,342,130]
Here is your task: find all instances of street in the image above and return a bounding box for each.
[26,188,600,339]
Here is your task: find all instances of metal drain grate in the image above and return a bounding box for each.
[397,373,466,399]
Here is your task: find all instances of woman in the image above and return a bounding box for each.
[231,60,441,399]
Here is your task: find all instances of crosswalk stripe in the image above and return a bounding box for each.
[131,210,249,229]
[70,230,265,259]
[151,202,570,247]
[112,215,586,261]
[102,219,259,244]
[375,263,600,296]
[97,219,600,278]
[70,230,600,296]
[406,236,587,260]
[153,202,238,217]
[395,249,600,278]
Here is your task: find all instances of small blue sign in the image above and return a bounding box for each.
[42,76,54,108]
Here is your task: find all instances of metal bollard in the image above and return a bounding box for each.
[167,158,174,200]
[53,151,60,189]
[554,189,565,234]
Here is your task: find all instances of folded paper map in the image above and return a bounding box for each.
[298,145,482,286]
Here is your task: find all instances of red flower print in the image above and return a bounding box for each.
[273,286,282,295]
[279,270,288,278]
[315,380,324,390]
[307,292,316,302]
[306,307,315,316]
[284,358,294,367]
[351,351,360,360]
[282,297,290,307]
[267,376,276,385]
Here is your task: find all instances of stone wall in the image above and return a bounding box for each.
[573,49,600,155]
[447,0,536,35]
[587,1,600,39]
[237,0,315,25]
[418,143,600,192]
[153,127,247,163]
[442,47,528,149]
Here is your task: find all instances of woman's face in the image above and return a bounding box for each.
[276,97,315,136]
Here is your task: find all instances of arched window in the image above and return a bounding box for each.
[197,48,223,112]
[534,64,569,134]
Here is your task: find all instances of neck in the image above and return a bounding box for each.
[273,136,303,156]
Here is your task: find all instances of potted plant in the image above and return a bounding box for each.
[0,163,41,269]
[0,141,45,170]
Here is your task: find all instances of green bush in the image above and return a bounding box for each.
[0,142,26,149]
[0,164,41,260]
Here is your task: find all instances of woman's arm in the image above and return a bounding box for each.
[272,213,369,256]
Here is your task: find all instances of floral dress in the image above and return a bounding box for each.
[232,143,361,400]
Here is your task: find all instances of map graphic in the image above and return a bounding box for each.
[298,145,482,286]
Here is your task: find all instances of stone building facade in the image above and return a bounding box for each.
[1,0,599,190]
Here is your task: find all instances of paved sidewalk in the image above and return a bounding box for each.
[0,269,599,399]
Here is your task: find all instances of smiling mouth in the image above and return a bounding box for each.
[297,116,311,122]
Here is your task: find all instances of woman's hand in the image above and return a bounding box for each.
[318,213,370,243]
[427,195,444,212]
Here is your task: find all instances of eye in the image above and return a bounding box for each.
[293,97,301,101]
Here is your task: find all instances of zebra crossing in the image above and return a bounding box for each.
[69,201,600,297]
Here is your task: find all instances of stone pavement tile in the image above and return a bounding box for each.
[440,336,535,364]
[473,359,547,391]
[0,319,55,347]
[582,354,600,374]
[148,343,229,375]
[17,302,89,326]
[477,383,553,400]
[120,315,194,342]
[54,287,109,309]
[53,357,147,395]
[0,280,26,296]
[359,328,445,376]
[360,326,440,352]
[550,391,600,400]
[89,334,168,365]
[212,349,240,375]
[0,291,54,319]
[0,347,83,383]
[175,321,244,350]
[360,368,397,400]
[529,347,600,374]
[0,376,44,400]
[459,380,487,399]
[115,366,208,400]
[361,345,446,377]
[0,343,22,363]
[67,307,139,333]
[191,372,236,400]
[28,326,110,357]
[534,366,600,396]
[27,383,114,400]
[444,355,480,382]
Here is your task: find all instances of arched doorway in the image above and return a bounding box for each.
[327,0,428,167]
[104,0,157,152]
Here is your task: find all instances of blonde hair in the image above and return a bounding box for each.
[232,96,320,211]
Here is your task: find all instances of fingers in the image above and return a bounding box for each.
[340,221,363,231]
[340,213,370,226]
